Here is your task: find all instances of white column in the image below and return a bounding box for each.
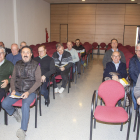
[13,0,18,44]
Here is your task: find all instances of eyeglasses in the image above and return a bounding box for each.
[0,52,5,55]
[136,50,140,52]
[112,55,120,58]
[38,50,45,53]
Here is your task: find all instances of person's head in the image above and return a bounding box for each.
[111,38,118,50]
[38,45,47,58]
[135,44,140,58]
[75,39,80,47]
[11,43,19,56]
[0,42,5,48]
[111,51,121,64]
[0,46,5,62]
[56,43,64,55]
[21,46,32,63]
[67,41,73,50]
[20,41,27,49]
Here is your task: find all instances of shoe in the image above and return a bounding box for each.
[16,129,26,140]
[13,108,21,122]
[83,63,86,67]
[54,87,59,93]
[59,87,65,94]
[45,98,50,107]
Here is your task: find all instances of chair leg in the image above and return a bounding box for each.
[94,118,96,129]
[53,78,55,99]
[120,123,123,131]
[133,110,138,132]
[4,110,8,125]
[126,114,132,140]
[75,72,77,84]
[35,100,38,128]
[90,105,94,140]
[136,111,140,140]
[39,93,42,116]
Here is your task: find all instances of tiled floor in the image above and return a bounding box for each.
[0,55,137,140]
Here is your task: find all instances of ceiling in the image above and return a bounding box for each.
[44,0,140,4]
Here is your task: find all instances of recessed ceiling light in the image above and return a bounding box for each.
[82,0,85,1]
[131,0,135,1]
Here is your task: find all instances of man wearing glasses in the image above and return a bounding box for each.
[103,38,126,69]
[129,43,140,110]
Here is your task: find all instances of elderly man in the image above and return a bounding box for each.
[73,39,86,68]
[0,47,14,110]
[65,41,79,72]
[0,41,11,56]
[6,43,22,65]
[20,41,27,50]
[103,51,127,81]
[129,43,140,110]
[2,46,41,140]
[34,45,55,106]
[103,38,126,69]
[52,43,73,94]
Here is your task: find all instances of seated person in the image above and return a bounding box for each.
[6,43,22,65]
[19,41,27,52]
[103,38,126,69]
[0,41,11,56]
[103,51,127,81]
[34,45,55,106]
[52,43,73,94]
[2,46,41,140]
[73,39,86,74]
[134,74,140,105]
[129,43,140,110]
[0,46,14,110]
[65,41,79,72]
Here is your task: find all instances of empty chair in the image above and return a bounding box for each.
[99,42,106,55]
[92,42,99,56]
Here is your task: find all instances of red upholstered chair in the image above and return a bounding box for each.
[90,80,132,140]
[118,43,123,47]
[62,43,67,49]
[92,42,99,56]
[99,42,106,55]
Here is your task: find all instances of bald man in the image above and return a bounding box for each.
[6,43,22,65]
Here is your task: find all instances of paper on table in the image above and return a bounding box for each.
[9,95,22,99]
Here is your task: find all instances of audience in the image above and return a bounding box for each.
[20,41,27,52]
[0,46,14,110]
[103,51,127,81]
[2,46,41,140]
[129,43,140,110]
[0,41,11,56]
[73,39,86,70]
[52,43,73,94]
[134,74,140,105]
[34,45,55,106]
[103,38,126,69]
[6,43,22,65]
[65,41,79,72]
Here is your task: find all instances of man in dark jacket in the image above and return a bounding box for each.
[129,43,140,109]
[52,43,73,94]
[0,41,11,56]
[34,45,55,106]
[2,46,41,140]
[104,51,127,81]
[103,38,126,69]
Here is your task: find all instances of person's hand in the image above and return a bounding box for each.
[41,75,46,82]
[11,90,16,95]
[137,97,140,105]
[60,67,65,71]
[112,75,119,81]
[1,79,8,88]
[21,92,29,99]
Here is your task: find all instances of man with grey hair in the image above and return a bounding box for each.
[6,43,22,65]
[0,41,11,56]
[20,41,27,50]
[0,46,14,110]
[129,43,140,110]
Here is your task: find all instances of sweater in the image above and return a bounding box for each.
[73,45,86,57]
[0,59,14,88]
[129,55,140,86]
[6,53,22,65]
[102,49,126,69]
[34,55,56,78]
[65,48,79,63]
[103,61,127,79]
[52,50,73,70]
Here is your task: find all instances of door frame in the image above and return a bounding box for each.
[60,24,68,43]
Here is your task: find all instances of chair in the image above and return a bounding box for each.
[90,80,132,140]
[99,42,106,55]
[4,86,42,128]
[92,42,99,56]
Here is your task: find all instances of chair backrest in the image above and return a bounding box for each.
[98,80,125,107]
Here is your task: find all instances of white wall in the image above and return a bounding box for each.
[0,0,50,48]
[0,0,15,48]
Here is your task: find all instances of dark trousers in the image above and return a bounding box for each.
[77,60,81,74]
[54,68,69,88]
[41,78,49,100]
[0,88,6,110]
